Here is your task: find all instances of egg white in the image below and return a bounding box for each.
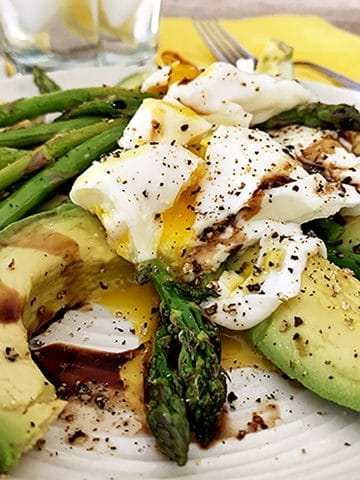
[164,62,312,125]
[119,98,212,149]
[70,143,202,264]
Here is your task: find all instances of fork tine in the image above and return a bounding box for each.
[194,20,236,64]
[207,21,255,63]
[213,21,257,62]
[196,20,360,90]
[200,21,240,64]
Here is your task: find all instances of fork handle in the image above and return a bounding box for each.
[295,61,360,91]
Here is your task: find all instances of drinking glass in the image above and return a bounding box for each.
[99,0,161,67]
[0,0,99,72]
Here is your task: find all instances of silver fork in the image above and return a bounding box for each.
[194,20,360,91]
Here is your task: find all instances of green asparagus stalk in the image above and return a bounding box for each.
[257,102,360,131]
[0,119,118,192]
[139,260,227,448]
[0,116,101,148]
[58,97,142,120]
[146,322,190,466]
[0,87,152,127]
[32,66,61,94]
[0,147,27,170]
[0,118,127,228]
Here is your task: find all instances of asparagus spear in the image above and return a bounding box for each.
[0,118,127,228]
[58,97,142,120]
[146,322,190,466]
[0,116,101,148]
[0,120,118,192]
[0,87,152,127]
[257,102,360,131]
[140,260,227,448]
[0,147,27,170]
[32,66,61,94]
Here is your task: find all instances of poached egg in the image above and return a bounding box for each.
[70,62,360,330]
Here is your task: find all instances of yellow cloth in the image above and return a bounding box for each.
[158,15,360,85]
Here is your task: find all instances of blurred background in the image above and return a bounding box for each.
[162,0,360,33]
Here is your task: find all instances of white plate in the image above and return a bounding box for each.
[3,67,360,480]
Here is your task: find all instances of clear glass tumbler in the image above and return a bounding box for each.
[99,0,161,67]
[0,0,99,72]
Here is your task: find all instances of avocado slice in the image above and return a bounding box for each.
[0,203,129,473]
[248,254,360,412]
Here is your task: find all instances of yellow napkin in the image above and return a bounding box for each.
[159,15,360,85]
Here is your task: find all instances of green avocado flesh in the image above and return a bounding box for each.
[0,203,128,474]
[248,254,360,411]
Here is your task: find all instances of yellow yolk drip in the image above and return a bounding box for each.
[119,350,148,425]
[158,185,198,267]
[92,280,159,422]
[94,280,159,343]
[115,230,132,263]
[221,332,273,371]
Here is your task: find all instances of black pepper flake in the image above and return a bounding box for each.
[7,258,15,270]
[190,186,201,195]
[279,320,290,332]
[247,283,261,292]
[227,391,238,403]
[180,124,189,131]
[112,99,127,110]
[292,333,300,340]
[352,244,360,254]
[67,429,88,445]
[4,346,19,362]
[237,430,247,440]
[294,316,303,327]
[204,303,217,316]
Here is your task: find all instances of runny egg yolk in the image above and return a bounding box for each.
[156,142,209,267]
[221,333,273,371]
[93,279,159,343]
[93,279,272,372]
[92,280,159,422]
[158,184,198,268]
